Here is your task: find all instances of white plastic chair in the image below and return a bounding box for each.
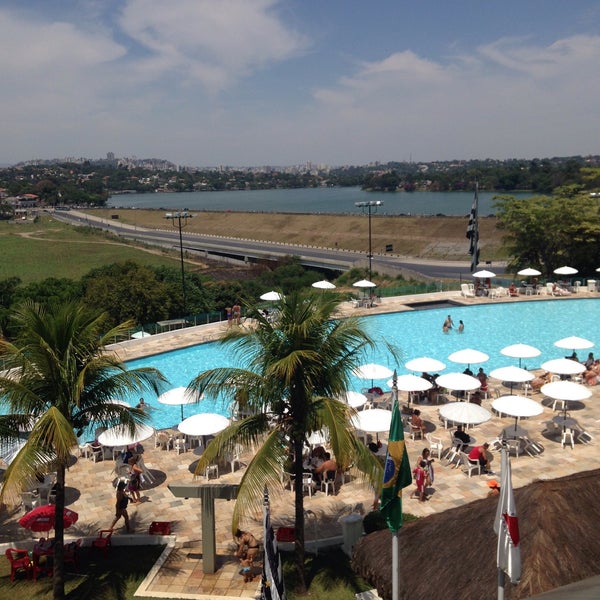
[302,472,314,497]
[320,473,336,497]
[505,439,521,459]
[174,436,187,455]
[205,463,219,480]
[561,429,575,449]
[226,444,244,472]
[459,452,481,477]
[21,491,40,512]
[425,433,444,459]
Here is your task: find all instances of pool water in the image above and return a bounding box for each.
[124,298,599,431]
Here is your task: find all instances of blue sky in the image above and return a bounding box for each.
[2,1,600,167]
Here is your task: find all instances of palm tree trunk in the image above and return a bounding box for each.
[293,436,307,593]
[52,463,66,600]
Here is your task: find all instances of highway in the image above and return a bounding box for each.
[52,209,505,280]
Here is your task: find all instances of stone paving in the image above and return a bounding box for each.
[1,289,598,599]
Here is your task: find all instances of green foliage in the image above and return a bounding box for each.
[0,300,165,598]
[188,291,383,593]
[494,193,600,276]
[362,510,387,534]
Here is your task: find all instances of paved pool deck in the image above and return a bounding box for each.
[1,289,598,599]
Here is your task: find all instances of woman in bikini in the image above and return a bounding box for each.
[235,529,260,563]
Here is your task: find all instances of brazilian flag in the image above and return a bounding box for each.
[379,398,413,532]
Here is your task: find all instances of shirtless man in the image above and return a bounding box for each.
[443,315,454,331]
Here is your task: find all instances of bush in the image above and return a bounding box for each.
[362,510,387,534]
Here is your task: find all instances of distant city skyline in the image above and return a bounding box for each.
[2,1,600,167]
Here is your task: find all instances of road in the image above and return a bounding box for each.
[52,209,506,280]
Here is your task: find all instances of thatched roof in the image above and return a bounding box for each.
[352,469,600,600]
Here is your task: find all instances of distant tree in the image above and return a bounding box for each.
[81,262,172,326]
[494,192,600,275]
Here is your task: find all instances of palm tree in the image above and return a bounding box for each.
[188,291,386,592]
[0,301,166,600]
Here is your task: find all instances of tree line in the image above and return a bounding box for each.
[2,155,600,207]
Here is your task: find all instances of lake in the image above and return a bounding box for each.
[107,187,531,217]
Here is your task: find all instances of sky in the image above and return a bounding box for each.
[2,0,600,167]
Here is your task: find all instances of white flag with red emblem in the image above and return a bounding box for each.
[494,447,521,584]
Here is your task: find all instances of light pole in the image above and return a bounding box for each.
[165,211,193,316]
[355,200,383,281]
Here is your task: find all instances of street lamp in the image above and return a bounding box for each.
[355,200,383,281]
[165,211,193,316]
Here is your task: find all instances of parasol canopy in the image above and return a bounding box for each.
[435,372,481,392]
[131,330,152,339]
[448,348,489,367]
[353,363,393,381]
[260,291,283,301]
[554,336,594,351]
[97,423,154,447]
[351,408,392,433]
[540,381,592,402]
[157,386,203,421]
[501,343,542,367]
[553,266,578,276]
[541,358,586,376]
[439,402,491,426]
[405,357,446,373]
[19,505,78,532]
[492,395,543,419]
[490,366,534,383]
[178,413,230,437]
[311,280,336,290]
[338,391,368,408]
[472,270,496,278]
[352,279,377,288]
[517,268,542,277]
[386,374,432,392]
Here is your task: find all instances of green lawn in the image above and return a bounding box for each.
[0,217,181,283]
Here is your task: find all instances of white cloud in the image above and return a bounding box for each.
[117,0,309,91]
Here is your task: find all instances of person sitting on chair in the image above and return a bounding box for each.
[453,425,471,450]
[468,442,493,473]
[411,409,426,436]
[313,452,337,484]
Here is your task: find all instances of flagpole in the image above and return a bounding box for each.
[498,566,506,600]
[392,530,399,600]
[392,371,399,600]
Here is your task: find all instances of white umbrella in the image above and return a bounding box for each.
[554,336,594,351]
[541,380,592,419]
[386,374,432,392]
[541,358,586,376]
[472,269,496,278]
[540,381,592,402]
[517,268,542,277]
[490,366,534,394]
[97,423,154,447]
[405,357,446,373]
[352,279,376,288]
[553,266,578,276]
[157,387,203,421]
[178,413,230,437]
[308,430,328,446]
[338,391,368,408]
[352,408,392,433]
[448,348,490,368]
[491,395,543,436]
[131,330,152,339]
[435,372,481,392]
[260,291,283,301]
[311,280,336,290]
[386,374,432,406]
[439,402,491,426]
[354,363,394,389]
[501,344,542,368]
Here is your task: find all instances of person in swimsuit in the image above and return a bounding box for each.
[110,480,132,532]
[235,529,259,563]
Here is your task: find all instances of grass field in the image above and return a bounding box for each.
[0,217,185,284]
[90,207,507,261]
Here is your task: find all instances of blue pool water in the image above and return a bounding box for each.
[124,298,599,430]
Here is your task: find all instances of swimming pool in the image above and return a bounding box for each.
[125,298,599,430]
